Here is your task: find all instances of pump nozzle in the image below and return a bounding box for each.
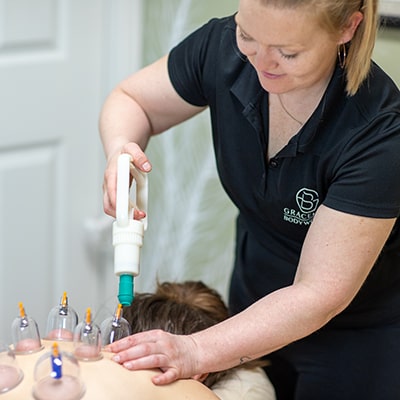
[118,275,134,306]
[113,154,148,306]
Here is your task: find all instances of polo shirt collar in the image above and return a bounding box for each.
[230,61,346,157]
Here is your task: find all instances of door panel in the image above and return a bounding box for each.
[0,0,142,343]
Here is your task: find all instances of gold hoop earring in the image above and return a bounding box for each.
[337,43,347,69]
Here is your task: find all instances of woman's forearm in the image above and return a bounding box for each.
[191,283,338,373]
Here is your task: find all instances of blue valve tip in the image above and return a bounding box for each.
[118,275,134,306]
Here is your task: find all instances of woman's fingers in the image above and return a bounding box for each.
[106,330,199,385]
[122,143,152,172]
[102,144,152,217]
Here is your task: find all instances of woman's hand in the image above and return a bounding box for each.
[102,142,152,218]
[105,329,200,385]
[99,55,206,219]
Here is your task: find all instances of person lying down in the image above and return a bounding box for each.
[122,280,276,400]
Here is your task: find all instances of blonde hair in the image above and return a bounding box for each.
[259,0,379,95]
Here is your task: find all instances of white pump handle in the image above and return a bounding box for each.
[115,153,148,230]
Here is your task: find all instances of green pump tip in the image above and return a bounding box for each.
[118,274,134,306]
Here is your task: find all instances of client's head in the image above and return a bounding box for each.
[123,280,229,387]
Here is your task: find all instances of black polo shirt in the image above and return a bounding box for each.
[168,15,400,328]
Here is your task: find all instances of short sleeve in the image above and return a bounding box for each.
[167,16,233,107]
[324,111,400,218]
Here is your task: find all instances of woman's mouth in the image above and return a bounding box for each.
[261,71,284,80]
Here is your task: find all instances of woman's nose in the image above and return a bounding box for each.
[252,46,278,71]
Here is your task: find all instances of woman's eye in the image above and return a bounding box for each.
[238,30,252,42]
[279,49,297,59]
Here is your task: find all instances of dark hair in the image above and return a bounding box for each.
[123,280,263,387]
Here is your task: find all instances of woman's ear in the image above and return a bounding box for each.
[339,11,364,44]
[191,372,209,382]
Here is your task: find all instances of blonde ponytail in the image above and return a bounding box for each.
[345,0,379,95]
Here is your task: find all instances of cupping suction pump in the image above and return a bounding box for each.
[113,153,148,306]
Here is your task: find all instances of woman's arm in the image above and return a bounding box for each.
[190,205,395,368]
[99,54,206,216]
[107,205,395,384]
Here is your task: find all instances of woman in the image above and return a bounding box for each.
[123,281,275,399]
[100,0,400,398]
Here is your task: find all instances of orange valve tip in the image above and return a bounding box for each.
[85,307,92,324]
[52,342,59,357]
[18,302,26,318]
[116,304,123,319]
[61,292,67,307]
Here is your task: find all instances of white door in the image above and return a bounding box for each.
[0,0,142,343]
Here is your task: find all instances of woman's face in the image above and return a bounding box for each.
[235,0,341,95]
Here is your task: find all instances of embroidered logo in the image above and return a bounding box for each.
[283,188,319,226]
